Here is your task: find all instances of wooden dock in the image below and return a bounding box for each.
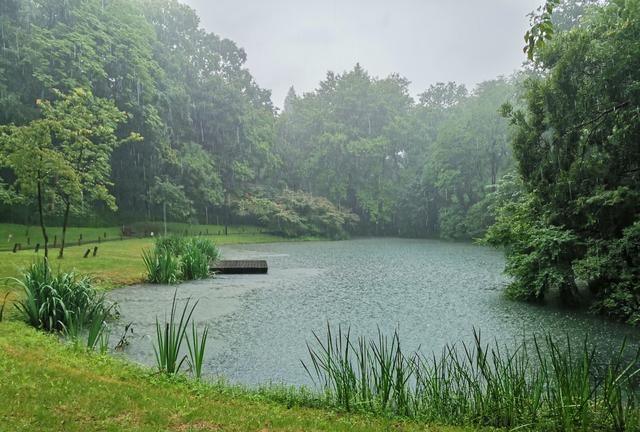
[211,260,268,274]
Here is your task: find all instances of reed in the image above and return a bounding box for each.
[10,259,109,333]
[153,290,198,376]
[187,321,210,379]
[303,325,640,430]
[142,248,180,284]
[180,242,209,280]
[143,237,217,283]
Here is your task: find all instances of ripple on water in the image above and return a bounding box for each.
[108,238,640,386]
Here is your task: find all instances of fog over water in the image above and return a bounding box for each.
[182,0,544,107]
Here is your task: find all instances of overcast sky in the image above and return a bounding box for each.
[182,0,544,107]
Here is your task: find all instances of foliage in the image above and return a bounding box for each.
[304,325,640,430]
[187,321,210,379]
[0,88,131,258]
[144,236,218,283]
[491,0,640,320]
[237,190,359,239]
[142,247,180,285]
[9,259,110,333]
[153,291,198,376]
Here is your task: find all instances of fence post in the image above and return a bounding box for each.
[83,249,91,258]
[93,246,98,257]
[34,243,40,253]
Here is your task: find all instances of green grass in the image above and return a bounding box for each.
[304,325,640,431]
[0,224,300,291]
[0,222,277,252]
[0,321,473,432]
[0,223,122,250]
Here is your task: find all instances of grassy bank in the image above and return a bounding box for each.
[0,223,298,291]
[0,321,470,432]
[0,222,267,249]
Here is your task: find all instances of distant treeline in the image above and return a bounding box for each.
[0,0,518,240]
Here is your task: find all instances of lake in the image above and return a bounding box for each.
[108,238,640,386]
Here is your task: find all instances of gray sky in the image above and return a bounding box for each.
[182,0,544,107]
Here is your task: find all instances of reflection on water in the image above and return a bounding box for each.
[108,238,640,386]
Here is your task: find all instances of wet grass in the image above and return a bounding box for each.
[0,228,297,291]
[0,320,471,432]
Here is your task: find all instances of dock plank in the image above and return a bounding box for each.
[211,260,268,274]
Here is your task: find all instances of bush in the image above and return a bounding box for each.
[11,259,110,333]
[142,247,180,284]
[143,236,219,283]
[155,235,188,256]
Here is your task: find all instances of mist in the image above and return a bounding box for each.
[184,0,543,106]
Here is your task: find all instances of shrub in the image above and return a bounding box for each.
[11,259,110,333]
[144,237,218,283]
[142,248,180,284]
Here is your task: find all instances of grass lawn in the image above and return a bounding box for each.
[0,225,300,292]
[0,321,474,432]
[0,222,270,251]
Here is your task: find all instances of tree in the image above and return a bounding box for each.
[489,0,640,321]
[39,88,135,258]
[1,88,133,257]
[149,177,194,236]
[1,119,78,258]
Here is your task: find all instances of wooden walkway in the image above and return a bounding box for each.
[211,260,268,274]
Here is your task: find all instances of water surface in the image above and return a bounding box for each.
[108,238,640,386]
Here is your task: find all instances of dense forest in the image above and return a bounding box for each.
[0,0,516,240]
[1,0,640,322]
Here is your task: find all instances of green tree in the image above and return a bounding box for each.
[489,0,640,320]
[39,88,134,258]
[149,177,194,236]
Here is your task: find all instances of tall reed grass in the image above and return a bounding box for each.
[154,290,210,377]
[142,248,180,284]
[143,236,219,283]
[9,259,110,334]
[303,325,640,430]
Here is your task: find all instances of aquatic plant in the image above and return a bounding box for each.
[187,321,210,379]
[303,325,640,430]
[11,259,109,333]
[189,237,220,262]
[180,242,209,280]
[153,291,198,376]
[144,237,217,283]
[142,247,180,284]
[155,235,188,256]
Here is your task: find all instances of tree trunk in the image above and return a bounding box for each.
[224,192,230,236]
[37,180,49,259]
[58,200,70,259]
[163,201,167,236]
